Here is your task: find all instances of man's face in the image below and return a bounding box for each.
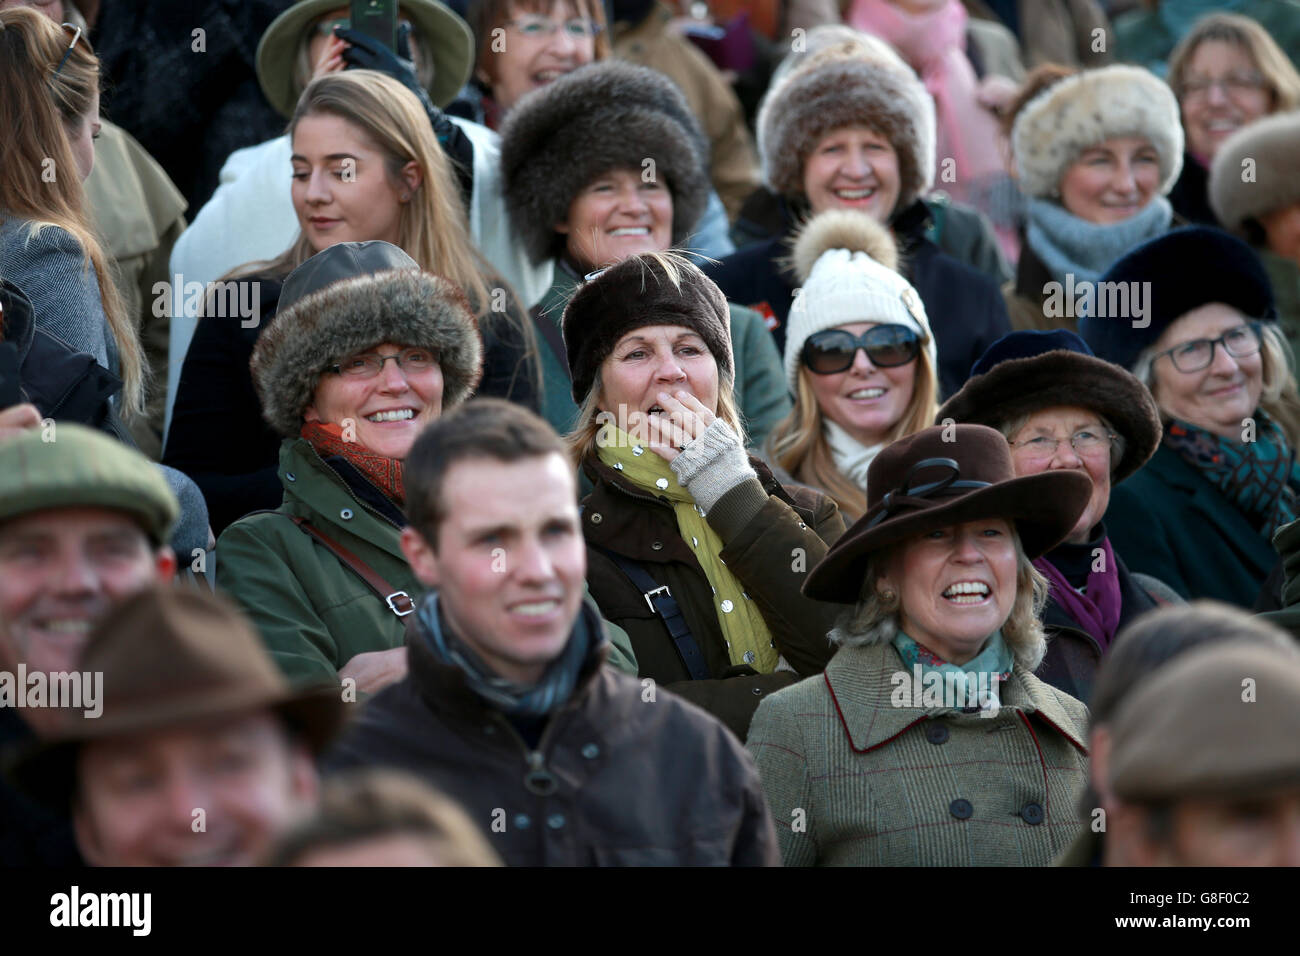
[401,453,586,685]
[73,710,318,867]
[0,508,175,676]
[1138,792,1300,867]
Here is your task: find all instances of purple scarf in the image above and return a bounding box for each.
[1035,538,1123,651]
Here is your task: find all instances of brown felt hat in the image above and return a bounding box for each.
[5,588,345,810]
[1109,640,1300,802]
[936,329,1161,485]
[804,424,1092,602]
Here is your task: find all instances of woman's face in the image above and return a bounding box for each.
[67,88,100,182]
[1058,136,1162,224]
[556,167,673,269]
[484,0,597,112]
[1180,40,1272,162]
[598,325,719,422]
[291,113,419,252]
[880,518,1020,666]
[1261,202,1300,264]
[806,322,917,447]
[1149,304,1264,439]
[304,342,444,460]
[1008,405,1113,544]
[802,125,901,222]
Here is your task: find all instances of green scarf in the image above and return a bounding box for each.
[892,629,1014,712]
[596,423,778,673]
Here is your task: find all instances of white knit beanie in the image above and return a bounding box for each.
[784,210,937,395]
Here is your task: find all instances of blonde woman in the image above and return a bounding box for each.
[767,210,939,521]
[165,70,536,533]
[562,252,847,740]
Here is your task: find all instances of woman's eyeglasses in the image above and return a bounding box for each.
[505,15,602,38]
[53,22,83,78]
[1010,430,1115,462]
[1181,72,1267,102]
[325,347,437,378]
[800,325,922,375]
[1151,322,1262,374]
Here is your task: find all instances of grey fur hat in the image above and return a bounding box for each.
[499,61,711,267]
[1012,65,1184,200]
[757,40,936,212]
[251,248,483,438]
[1210,110,1300,235]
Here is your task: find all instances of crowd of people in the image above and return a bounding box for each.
[2,0,1300,869]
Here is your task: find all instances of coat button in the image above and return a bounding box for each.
[590,512,603,524]
[1020,803,1045,826]
[651,541,663,551]
[514,814,531,829]
[925,723,949,745]
[949,799,973,820]
[286,472,296,482]
[340,508,353,520]
[751,686,762,696]
[743,650,755,664]
[547,814,566,830]
[655,478,669,490]
[581,743,599,759]
[720,599,734,613]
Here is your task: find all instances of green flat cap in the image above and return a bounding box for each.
[0,425,179,546]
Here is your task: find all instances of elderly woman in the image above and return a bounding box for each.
[1165,13,1300,227]
[747,423,1093,866]
[705,37,1010,396]
[563,252,847,739]
[937,329,1168,703]
[499,60,786,447]
[767,209,940,521]
[1081,226,1300,608]
[1005,63,1184,333]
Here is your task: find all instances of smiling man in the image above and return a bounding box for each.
[0,424,178,865]
[325,399,779,866]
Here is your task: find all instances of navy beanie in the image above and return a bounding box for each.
[1078,226,1276,372]
[969,328,1094,379]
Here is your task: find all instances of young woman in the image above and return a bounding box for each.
[767,209,939,521]
[164,71,536,533]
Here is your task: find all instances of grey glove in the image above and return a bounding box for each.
[670,418,757,513]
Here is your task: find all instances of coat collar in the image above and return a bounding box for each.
[278,438,405,560]
[822,640,1089,754]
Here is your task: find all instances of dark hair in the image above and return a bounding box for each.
[405,398,569,542]
[263,770,501,867]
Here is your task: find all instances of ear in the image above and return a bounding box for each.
[554,217,570,236]
[399,160,423,200]
[155,547,178,582]
[400,525,440,589]
[303,404,321,424]
[72,801,108,867]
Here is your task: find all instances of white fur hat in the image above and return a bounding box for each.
[1012,65,1184,200]
[1209,110,1300,235]
[784,210,937,395]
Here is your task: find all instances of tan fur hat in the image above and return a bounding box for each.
[1012,65,1184,200]
[1209,110,1300,235]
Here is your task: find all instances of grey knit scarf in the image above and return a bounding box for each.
[1026,196,1172,287]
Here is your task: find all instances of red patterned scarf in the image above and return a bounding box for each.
[300,422,405,506]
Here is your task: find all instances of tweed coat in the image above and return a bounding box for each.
[747,638,1091,866]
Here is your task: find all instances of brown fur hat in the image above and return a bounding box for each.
[252,270,483,438]
[757,40,936,211]
[561,252,732,405]
[1210,110,1300,235]
[499,61,711,266]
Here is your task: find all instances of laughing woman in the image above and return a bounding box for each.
[564,252,847,739]
[747,424,1094,866]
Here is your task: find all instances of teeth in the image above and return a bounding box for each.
[836,188,875,199]
[609,227,650,236]
[848,388,885,399]
[513,600,558,616]
[366,409,415,423]
[41,619,91,633]
[943,582,990,600]
[534,70,565,83]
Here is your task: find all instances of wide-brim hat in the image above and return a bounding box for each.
[256,0,474,117]
[804,424,1092,602]
[6,588,346,811]
[251,241,483,438]
[936,329,1161,484]
[1210,110,1300,235]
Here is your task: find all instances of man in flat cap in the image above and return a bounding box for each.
[0,424,179,865]
[1104,639,1300,867]
[7,587,342,867]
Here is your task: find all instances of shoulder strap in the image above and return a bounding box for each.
[589,543,710,681]
[244,510,415,618]
[529,303,571,381]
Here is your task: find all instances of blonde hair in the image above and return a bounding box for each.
[0,8,144,416]
[1133,321,1300,447]
[829,532,1050,672]
[1167,13,1300,113]
[767,346,939,521]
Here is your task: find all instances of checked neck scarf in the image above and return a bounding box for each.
[596,423,778,673]
[1163,413,1300,537]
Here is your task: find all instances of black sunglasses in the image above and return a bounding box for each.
[801,325,922,375]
